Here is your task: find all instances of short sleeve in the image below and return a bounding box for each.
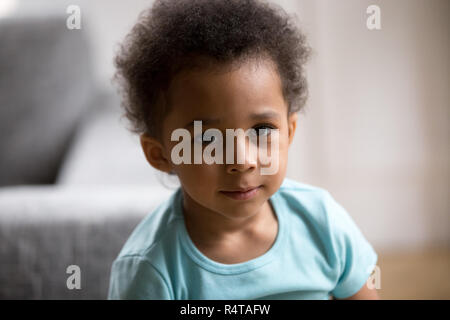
[323,191,378,299]
[107,255,173,300]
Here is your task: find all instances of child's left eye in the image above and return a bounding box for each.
[253,125,275,137]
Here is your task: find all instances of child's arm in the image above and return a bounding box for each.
[107,255,173,300]
[322,190,379,300]
[337,277,380,300]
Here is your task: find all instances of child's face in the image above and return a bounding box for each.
[141,58,297,220]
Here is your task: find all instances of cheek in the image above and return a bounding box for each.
[276,135,290,172]
[258,130,289,165]
[275,127,291,158]
[175,163,219,188]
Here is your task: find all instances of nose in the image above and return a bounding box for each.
[225,132,258,174]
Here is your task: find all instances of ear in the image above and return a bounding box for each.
[140,133,173,173]
[287,112,298,146]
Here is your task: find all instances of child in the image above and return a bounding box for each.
[108,0,378,300]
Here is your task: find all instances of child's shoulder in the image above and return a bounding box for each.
[276,178,365,244]
[278,177,328,193]
[276,177,331,205]
[275,178,348,229]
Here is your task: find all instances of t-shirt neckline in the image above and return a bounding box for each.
[174,187,287,275]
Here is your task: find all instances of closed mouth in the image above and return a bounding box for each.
[220,185,261,193]
[219,185,262,200]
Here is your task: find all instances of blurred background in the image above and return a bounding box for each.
[0,0,448,299]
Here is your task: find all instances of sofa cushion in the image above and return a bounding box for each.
[0,184,175,299]
[0,16,96,186]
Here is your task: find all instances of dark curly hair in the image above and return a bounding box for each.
[114,0,311,140]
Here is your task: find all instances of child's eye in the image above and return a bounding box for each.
[253,125,275,137]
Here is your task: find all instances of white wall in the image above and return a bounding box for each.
[289,0,450,251]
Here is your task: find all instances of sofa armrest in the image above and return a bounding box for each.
[0,16,96,186]
[0,184,175,299]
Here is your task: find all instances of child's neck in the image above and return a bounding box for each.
[181,192,278,264]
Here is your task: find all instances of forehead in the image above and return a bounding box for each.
[163,58,287,131]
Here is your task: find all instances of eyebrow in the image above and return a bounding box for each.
[249,110,280,121]
[183,110,281,129]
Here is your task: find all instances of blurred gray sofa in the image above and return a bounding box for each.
[0,16,176,299]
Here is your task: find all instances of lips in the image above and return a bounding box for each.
[219,185,262,200]
[225,186,259,192]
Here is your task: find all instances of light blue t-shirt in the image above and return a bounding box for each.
[107,178,377,300]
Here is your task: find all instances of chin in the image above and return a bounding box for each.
[217,198,265,216]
